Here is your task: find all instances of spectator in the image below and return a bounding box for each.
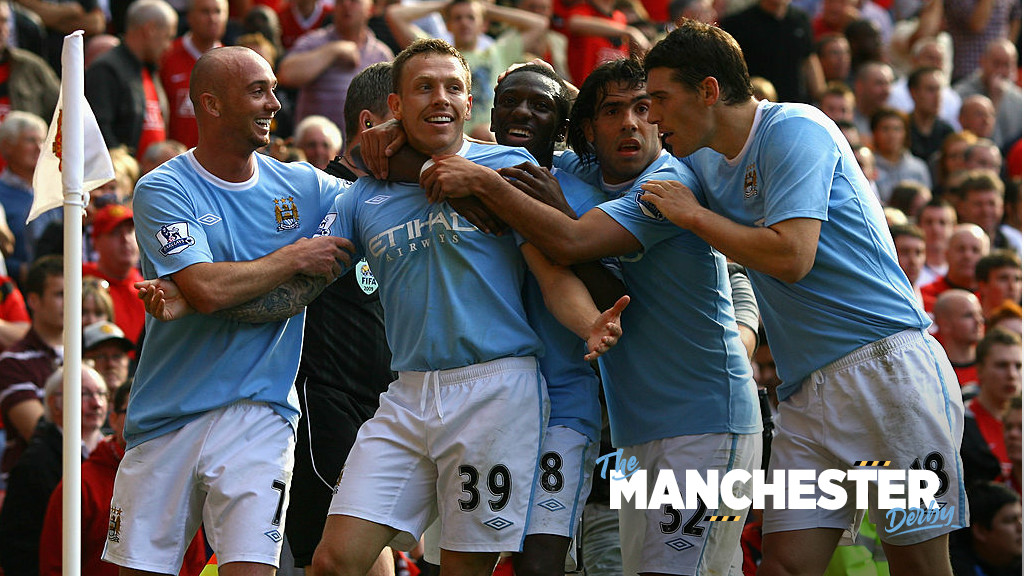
[844,17,884,71]
[558,0,649,86]
[0,111,56,284]
[817,80,856,123]
[15,0,105,73]
[0,272,28,350]
[976,250,1022,317]
[871,107,931,202]
[160,0,228,148]
[986,301,1022,335]
[278,0,393,136]
[890,223,927,302]
[812,0,858,41]
[933,130,978,194]
[0,365,108,576]
[816,33,852,82]
[292,114,341,171]
[851,60,893,141]
[516,0,569,80]
[921,223,989,311]
[964,139,1003,174]
[37,380,211,576]
[949,482,1022,576]
[82,205,144,344]
[83,320,133,394]
[943,0,1021,83]
[954,170,1013,250]
[0,0,58,123]
[751,76,779,101]
[853,144,880,196]
[0,254,62,475]
[83,33,120,67]
[916,197,957,286]
[85,0,178,159]
[889,180,932,222]
[887,36,963,130]
[954,39,1023,149]
[961,329,1022,486]
[933,288,985,390]
[958,94,997,142]
[138,138,187,175]
[277,0,331,50]
[81,276,114,327]
[722,0,824,103]
[907,66,955,161]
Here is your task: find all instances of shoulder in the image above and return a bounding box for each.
[466,142,537,167]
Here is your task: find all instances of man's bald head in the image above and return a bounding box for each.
[190,46,269,113]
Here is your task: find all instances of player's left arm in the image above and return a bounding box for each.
[639,180,821,283]
[522,243,629,360]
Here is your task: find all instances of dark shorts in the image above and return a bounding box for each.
[285,376,380,566]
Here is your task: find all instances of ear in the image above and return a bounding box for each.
[358,109,376,132]
[701,76,721,106]
[26,292,39,314]
[200,92,221,118]
[583,119,594,146]
[465,93,472,121]
[388,93,402,120]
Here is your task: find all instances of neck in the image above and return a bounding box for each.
[879,148,902,162]
[35,322,63,348]
[190,33,220,53]
[715,99,759,159]
[942,341,975,364]
[9,165,32,182]
[339,26,366,44]
[97,259,131,281]
[194,142,258,183]
[977,392,1010,418]
[83,428,104,453]
[925,244,946,264]
[912,109,936,130]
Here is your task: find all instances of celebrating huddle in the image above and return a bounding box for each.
[112,18,964,576]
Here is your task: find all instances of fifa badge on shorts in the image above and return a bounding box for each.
[274,197,300,231]
[357,259,378,295]
[107,506,123,542]
[744,163,758,198]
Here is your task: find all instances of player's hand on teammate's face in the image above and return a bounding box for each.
[639,180,702,229]
[135,278,195,321]
[584,295,630,361]
[361,119,406,180]
[292,236,355,280]
[497,163,573,216]
[449,196,509,235]
[421,154,504,203]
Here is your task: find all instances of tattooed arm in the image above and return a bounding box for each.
[137,274,332,324]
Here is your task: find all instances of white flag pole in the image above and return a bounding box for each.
[61,30,85,576]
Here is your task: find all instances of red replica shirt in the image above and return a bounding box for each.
[137,68,166,160]
[83,263,145,344]
[967,398,1011,474]
[564,3,629,85]
[278,1,331,50]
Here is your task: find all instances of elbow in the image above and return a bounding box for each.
[776,257,814,284]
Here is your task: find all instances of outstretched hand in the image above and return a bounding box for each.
[136,278,194,321]
[584,295,630,361]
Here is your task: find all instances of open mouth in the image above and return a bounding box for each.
[617,138,642,154]
[255,118,272,130]
[426,114,454,124]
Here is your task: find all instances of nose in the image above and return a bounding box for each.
[268,89,282,113]
[511,99,531,120]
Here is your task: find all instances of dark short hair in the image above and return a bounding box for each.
[907,66,943,91]
[966,481,1020,530]
[869,106,908,133]
[392,38,470,95]
[888,181,930,217]
[114,379,132,413]
[976,326,1022,366]
[976,249,1021,283]
[344,62,393,146]
[497,63,573,126]
[567,57,647,166]
[24,255,63,297]
[644,19,753,106]
[955,169,1004,198]
[889,223,925,242]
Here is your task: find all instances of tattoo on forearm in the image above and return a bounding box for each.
[213,274,330,323]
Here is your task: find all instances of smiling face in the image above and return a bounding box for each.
[583,80,662,185]
[223,53,281,149]
[491,71,565,165]
[390,53,471,157]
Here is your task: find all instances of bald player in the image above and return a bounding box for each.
[103,46,353,576]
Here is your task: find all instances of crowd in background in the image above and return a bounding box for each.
[0,0,1019,573]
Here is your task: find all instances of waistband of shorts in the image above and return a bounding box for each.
[812,329,925,378]
[398,356,538,387]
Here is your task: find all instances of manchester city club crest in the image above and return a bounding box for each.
[274,197,300,231]
[744,163,758,198]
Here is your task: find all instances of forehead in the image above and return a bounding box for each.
[645,67,683,94]
[400,54,468,86]
[597,80,649,107]
[497,72,560,98]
